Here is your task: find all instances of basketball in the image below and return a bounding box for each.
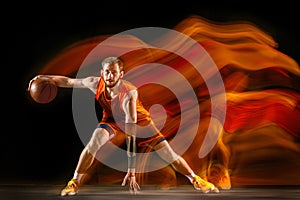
[29,78,57,104]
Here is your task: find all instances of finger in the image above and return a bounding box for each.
[129,186,137,195]
[129,185,134,194]
[121,179,127,186]
[136,183,141,190]
[132,183,140,194]
[133,182,140,191]
[121,181,125,186]
[132,188,137,195]
[121,175,128,186]
[129,182,137,193]
[130,189,135,195]
[129,181,134,190]
[27,76,39,91]
[27,80,34,91]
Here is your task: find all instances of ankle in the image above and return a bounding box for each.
[73,172,84,183]
[185,172,196,183]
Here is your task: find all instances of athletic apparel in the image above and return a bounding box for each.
[60,178,79,196]
[95,78,165,148]
[192,175,219,193]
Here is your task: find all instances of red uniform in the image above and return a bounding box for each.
[95,78,165,148]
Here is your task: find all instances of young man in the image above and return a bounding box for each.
[29,56,219,196]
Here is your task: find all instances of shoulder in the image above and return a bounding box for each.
[121,80,138,99]
[81,76,100,92]
[128,89,138,99]
[121,79,137,90]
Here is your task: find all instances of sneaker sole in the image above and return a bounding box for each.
[60,192,78,196]
[194,185,218,193]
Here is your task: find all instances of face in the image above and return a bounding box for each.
[101,63,124,88]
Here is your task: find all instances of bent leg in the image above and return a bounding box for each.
[75,127,110,178]
[60,127,109,196]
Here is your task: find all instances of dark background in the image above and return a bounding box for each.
[3,1,300,184]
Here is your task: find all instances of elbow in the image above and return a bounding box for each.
[125,115,137,123]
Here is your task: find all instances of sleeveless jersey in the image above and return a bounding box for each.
[95,78,151,126]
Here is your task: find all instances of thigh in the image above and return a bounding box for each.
[153,140,180,163]
[98,122,127,148]
[86,127,110,156]
[137,120,166,149]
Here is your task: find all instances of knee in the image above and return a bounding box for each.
[155,142,180,164]
[86,128,109,155]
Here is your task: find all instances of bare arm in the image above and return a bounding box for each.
[123,90,138,124]
[124,90,138,175]
[121,90,140,193]
[28,75,100,94]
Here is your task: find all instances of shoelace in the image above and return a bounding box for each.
[193,176,206,186]
[67,181,77,188]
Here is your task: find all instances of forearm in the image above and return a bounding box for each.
[125,123,137,174]
[31,75,86,88]
[34,75,74,88]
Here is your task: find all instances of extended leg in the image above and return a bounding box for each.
[153,140,219,193]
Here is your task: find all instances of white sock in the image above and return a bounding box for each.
[73,172,84,182]
[185,172,196,183]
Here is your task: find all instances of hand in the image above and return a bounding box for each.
[27,75,46,91]
[121,173,140,194]
[27,75,39,91]
[27,75,51,91]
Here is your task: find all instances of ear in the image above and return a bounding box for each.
[100,70,104,77]
[120,70,124,78]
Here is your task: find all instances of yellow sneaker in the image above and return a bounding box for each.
[208,164,231,190]
[192,175,219,193]
[60,178,79,196]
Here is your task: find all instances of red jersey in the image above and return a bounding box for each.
[95,78,151,126]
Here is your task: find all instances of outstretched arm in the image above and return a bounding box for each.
[28,75,100,93]
[121,90,140,194]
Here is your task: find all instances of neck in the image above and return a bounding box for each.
[107,79,121,91]
[106,80,121,99]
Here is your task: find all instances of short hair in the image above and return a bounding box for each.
[101,56,124,71]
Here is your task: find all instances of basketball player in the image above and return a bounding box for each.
[29,56,223,196]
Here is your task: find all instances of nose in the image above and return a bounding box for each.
[108,72,113,79]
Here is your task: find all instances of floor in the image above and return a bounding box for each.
[1,184,300,200]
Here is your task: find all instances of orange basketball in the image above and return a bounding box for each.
[29,78,57,104]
